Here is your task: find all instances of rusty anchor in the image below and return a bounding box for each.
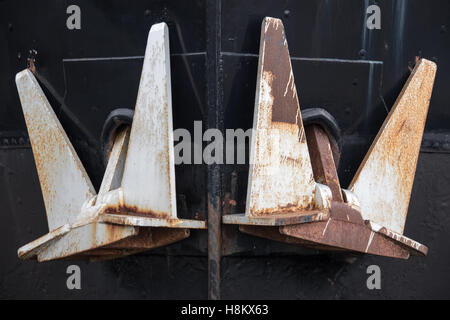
[222,17,436,259]
[16,22,206,262]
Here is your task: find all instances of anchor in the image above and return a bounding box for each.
[222,17,436,259]
[16,22,206,262]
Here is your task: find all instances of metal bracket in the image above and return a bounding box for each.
[16,22,206,262]
[223,17,436,259]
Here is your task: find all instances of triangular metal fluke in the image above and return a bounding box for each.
[223,17,332,227]
[16,69,96,230]
[16,22,205,262]
[223,17,332,228]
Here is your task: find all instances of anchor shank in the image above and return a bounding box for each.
[305,125,343,202]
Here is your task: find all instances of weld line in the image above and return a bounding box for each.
[63,52,206,62]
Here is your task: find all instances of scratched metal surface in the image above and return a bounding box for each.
[1,0,450,298]
[120,23,177,219]
[1,148,450,298]
[245,17,317,216]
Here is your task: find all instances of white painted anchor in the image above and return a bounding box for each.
[223,17,436,259]
[16,22,206,262]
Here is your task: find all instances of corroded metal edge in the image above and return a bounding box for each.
[280,219,411,259]
[15,23,206,262]
[15,69,96,231]
[245,17,318,217]
[36,222,138,262]
[349,59,437,234]
[366,221,428,256]
[78,228,190,261]
[106,227,190,250]
[17,224,71,259]
[238,225,351,252]
[223,211,329,226]
[100,213,207,229]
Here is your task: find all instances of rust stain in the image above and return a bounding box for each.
[349,59,437,234]
[305,125,343,202]
[247,18,316,217]
[16,24,202,262]
[105,227,189,251]
[280,219,411,259]
[105,204,171,220]
[120,22,176,219]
